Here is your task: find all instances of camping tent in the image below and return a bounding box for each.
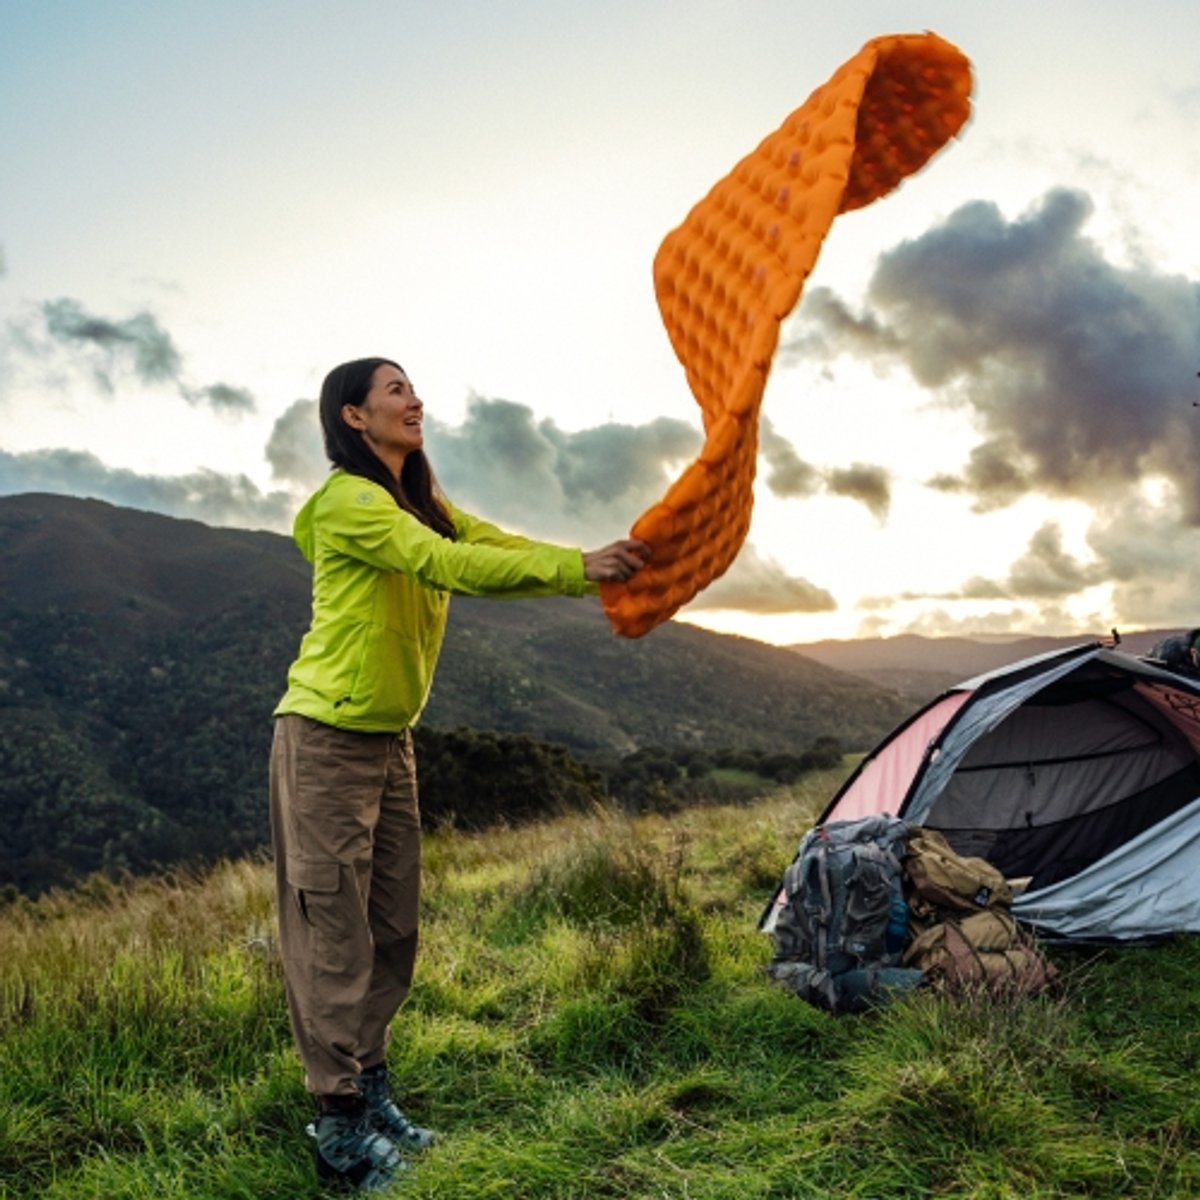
[804,642,1200,942]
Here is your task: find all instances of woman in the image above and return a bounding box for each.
[269,357,648,1191]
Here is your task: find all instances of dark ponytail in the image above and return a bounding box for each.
[318,357,456,539]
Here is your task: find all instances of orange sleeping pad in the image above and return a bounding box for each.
[601,31,972,637]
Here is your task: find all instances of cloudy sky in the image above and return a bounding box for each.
[3,0,1199,644]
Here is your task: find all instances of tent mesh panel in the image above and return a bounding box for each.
[933,760,1200,887]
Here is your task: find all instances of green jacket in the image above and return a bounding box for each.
[274,471,592,732]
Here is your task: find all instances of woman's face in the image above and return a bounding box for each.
[344,363,424,473]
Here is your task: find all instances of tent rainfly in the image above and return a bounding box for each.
[804,643,1200,942]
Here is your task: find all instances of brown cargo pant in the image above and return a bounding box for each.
[269,714,421,1097]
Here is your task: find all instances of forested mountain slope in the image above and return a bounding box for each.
[0,493,909,893]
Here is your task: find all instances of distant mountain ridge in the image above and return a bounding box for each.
[0,492,910,754]
[790,629,1177,703]
[0,492,309,625]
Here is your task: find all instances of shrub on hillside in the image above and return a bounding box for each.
[414,726,606,829]
[600,738,843,811]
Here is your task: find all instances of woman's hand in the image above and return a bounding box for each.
[583,539,651,583]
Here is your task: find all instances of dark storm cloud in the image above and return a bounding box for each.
[759,416,821,498]
[266,392,703,535]
[185,382,256,413]
[760,416,890,518]
[953,577,1010,602]
[862,522,1107,612]
[787,188,1200,519]
[422,396,701,540]
[1004,523,1108,599]
[825,463,891,522]
[1081,497,1200,628]
[926,441,1031,512]
[42,298,182,390]
[0,448,294,531]
[267,398,326,488]
[859,604,1080,640]
[782,287,899,362]
[538,416,702,507]
[33,297,256,414]
[688,543,836,614]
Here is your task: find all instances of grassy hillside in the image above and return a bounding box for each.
[2,771,1198,1199]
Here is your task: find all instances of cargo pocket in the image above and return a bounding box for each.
[286,855,340,925]
[285,855,364,987]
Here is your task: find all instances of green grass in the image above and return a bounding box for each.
[2,766,1198,1198]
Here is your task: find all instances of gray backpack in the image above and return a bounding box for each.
[765,814,923,1013]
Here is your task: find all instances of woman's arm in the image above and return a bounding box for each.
[317,477,645,597]
[448,499,650,584]
[446,502,541,552]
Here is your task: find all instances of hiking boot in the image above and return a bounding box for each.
[305,1097,406,1192]
[357,1063,436,1152]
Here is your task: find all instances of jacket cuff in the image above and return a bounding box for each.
[566,549,591,596]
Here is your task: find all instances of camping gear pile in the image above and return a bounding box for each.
[762,641,1200,1013]
[762,817,1056,1013]
[903,828,1056,996]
